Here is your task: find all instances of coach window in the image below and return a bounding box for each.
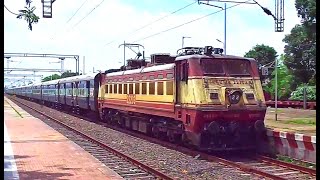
[114,84,118,94]
[149,82,155,95]
[157,74,163,79]
[109,84,112,94]
[166,81,173,95]
[129,83,133,94]
[135,83,140,94]
[119,84,123,94]
[150,75,155,80]
[166,73,173,79]
[142,83,147,94]
[157,82,164,95]
[105,85,108,93]
[124,84,128,94]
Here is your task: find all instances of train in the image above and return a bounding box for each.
[6,46,267,151]
[263,91,316,110]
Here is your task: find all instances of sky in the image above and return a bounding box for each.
[4,0,300,86]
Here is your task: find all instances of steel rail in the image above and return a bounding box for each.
[257,155,316,176]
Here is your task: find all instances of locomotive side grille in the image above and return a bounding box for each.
[246,93,255,100]
[209,93,219,99]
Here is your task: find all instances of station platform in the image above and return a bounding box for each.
[4,97,123,180]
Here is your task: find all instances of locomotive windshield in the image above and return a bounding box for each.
[201,59,251,76]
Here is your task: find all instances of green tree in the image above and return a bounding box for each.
[42,74,61,82]
[60,71,79,78]
[289,85,316,101]
[283,25,315,86]
[264,56,294,100]
[4,1,40,31]
[296,0,316,25]
[282,0,316,88]
[244,44,278,82]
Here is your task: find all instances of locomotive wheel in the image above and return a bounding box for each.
[152,126,160,138]
[167,130,179,143]
[113,113,124,127]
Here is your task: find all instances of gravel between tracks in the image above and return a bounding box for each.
[11,97,267,180]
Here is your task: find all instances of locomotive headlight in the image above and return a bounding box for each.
[228,91,242,104]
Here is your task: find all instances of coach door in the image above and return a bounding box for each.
[175,60,188,105]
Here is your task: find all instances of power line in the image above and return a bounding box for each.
[104,1,196,46]
[4,5,19,15]
[72,0,106,28]
[132,0,250,43]
[66,0,89,24]
[50,0,89,41]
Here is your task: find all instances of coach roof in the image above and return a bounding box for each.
[107,63,175,77]
[58,72,100,83]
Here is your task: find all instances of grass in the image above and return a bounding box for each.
[283,118,316,125]
[277,155,316,169]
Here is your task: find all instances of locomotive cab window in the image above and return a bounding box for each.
[181,63,188,81]
[225,60,251,76]
[201,59,224,75]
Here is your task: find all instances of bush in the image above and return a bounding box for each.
[289,85,316,101]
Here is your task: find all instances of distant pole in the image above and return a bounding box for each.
[303,84,307,109]
[275,58,278,121]
[123,41,126,66]
[182,36,191,48]
[83,56,85,75]
[182,37,184,48]
[224,3,226,55]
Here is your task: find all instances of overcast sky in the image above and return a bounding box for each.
[4,0,300,86]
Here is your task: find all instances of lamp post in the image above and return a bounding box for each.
[275,57,278,121]
[223,3,226,55]
[216,39,226,55]
[182,36,191,48]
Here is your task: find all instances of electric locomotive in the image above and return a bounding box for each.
[98,46,267,151]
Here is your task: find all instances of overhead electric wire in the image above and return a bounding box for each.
[66,0,89,24]
[132,0,251,43]
[104,1,196,46]
[50,0,89,40]
[4,4,19,15]
[72,0,106,28]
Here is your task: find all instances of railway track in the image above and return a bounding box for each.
[220,154,316,180]
[8,95,317,179]
[9,97,172,180]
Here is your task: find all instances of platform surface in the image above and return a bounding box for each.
[4,97,123,180]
